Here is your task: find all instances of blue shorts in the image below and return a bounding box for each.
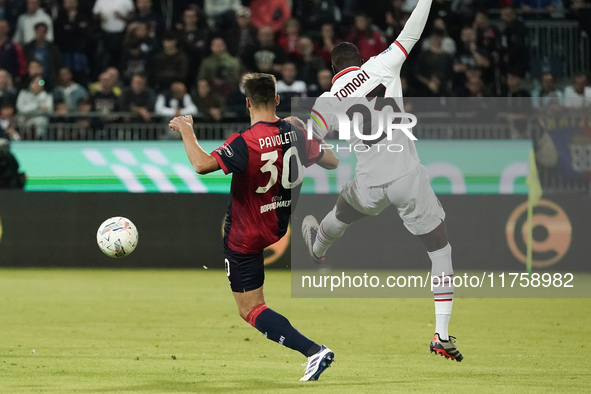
[223,244,265,293]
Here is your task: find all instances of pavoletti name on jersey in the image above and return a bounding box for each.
[258,130,298,149]
[333,70,371,101]
[260,199,292,213]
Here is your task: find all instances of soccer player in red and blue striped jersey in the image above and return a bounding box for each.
[169,73,339,381]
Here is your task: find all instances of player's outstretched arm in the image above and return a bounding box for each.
[284,116,339,170]
[169,115,220,175]
[395,0,432,54]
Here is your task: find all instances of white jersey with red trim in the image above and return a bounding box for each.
[313,43,419,186]
[312,0,432,186]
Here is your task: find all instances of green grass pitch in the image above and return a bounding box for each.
[0,269,589,393]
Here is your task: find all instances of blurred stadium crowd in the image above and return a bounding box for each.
[0,0,589,141]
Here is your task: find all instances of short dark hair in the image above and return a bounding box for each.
[131,73,147,81]
[331,42,362,71]
[77,98,91,106]
[574,72,588,80]
[162,31,178,42]
[432,28,446,37]
[0,101,14,110]
[507,68,525,79]
[242,73,277,108]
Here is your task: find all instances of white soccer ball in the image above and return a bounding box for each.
[96,217,139,258]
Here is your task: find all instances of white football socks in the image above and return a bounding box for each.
[428,243,454,341]
[313,207,350,258]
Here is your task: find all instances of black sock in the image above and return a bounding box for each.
[251,307,321,357]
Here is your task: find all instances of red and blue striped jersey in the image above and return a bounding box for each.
[211,119,324,254]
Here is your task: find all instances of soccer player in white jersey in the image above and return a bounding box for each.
[301,0,463,362]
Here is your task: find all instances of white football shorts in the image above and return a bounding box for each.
[340,164,445,235]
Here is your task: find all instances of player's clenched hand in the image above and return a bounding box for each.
[169,115,194,133]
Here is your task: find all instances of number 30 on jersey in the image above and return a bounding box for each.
[256,147,303,193]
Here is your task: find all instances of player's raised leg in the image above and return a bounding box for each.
[304,193,369,262]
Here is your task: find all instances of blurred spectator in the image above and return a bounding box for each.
[54,0,90,86]
[384,0,406,42]
[52,67,87,112]
[203,0,240,30]
[91,71,120,114]
[75,97,103,131]
[498,7,529,77]
[0,102,17,141]
[124,20,159,57]
[0,1,13,25]
[176,6,209,84]
[155,81,197,117]
[502,71,530,98]
[21,59,44,89]
[308,68,332,97]
[226,71,248,115]
[0,69,16,106]
[571,0,591,36]
[426,0,453,35]
[415,29,453,96]
[194,79,224,122]
[563,73,591,108]
[0,20,27,83]
[252,50,276,76]
[346,14,388,61]
[297,37,326,87]
[453,26,491,89]
[225,6,257,58]
[198,37,239,82]
[93,0,135,70]
[13,0,53,44]
[0,141,25,188]
[24,22,61,88]
[89,67,122,96]
[120,37,153,85]
[421,18,456,56]
[120,73,156,121]
[500,70,531,133]
[296,0,338,34]
[457,73,484,97]
[315,23,340,67]
[451,0,495,22]
[456,70,493,97]
[279,18,301,60]
[51,100,69,123]
[153,32,188,90]
[198,37,240,99]
[276,62,306,112]
[456,71,495,119]
[514,0,560,14]
[250,0,291,32]
[242,25,287,75]
[472,11,499,57]
[130,0,163,39]
[531,72,564,109]
[16,74,53,137]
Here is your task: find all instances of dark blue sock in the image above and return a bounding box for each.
[249,305,321,357]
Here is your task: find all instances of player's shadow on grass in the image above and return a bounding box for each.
[91,378,401,392]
